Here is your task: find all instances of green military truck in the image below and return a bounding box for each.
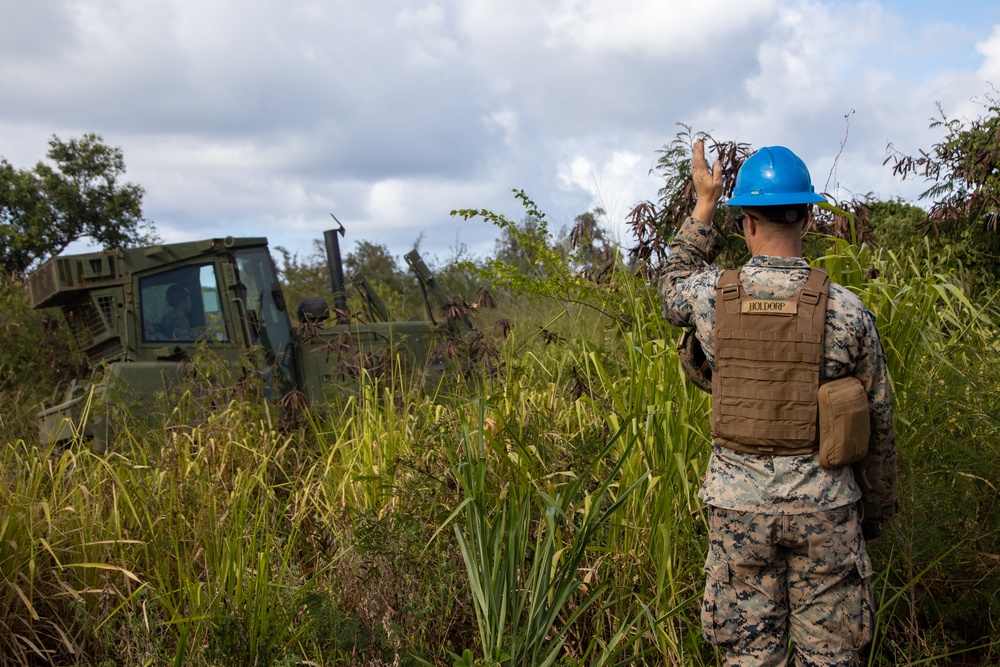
[26,226,471,446]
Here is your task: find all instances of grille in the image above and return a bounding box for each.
[96,295,116,326]
[64,298,107,350]
[57,259,74,287]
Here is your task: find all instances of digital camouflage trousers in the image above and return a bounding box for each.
[701,504,875,667]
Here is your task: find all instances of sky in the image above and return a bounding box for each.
[2,0,1000,264]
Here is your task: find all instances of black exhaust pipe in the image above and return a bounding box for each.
[324,215,349,323]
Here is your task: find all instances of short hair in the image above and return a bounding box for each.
[166,284,191,307]
[741,204,811,224]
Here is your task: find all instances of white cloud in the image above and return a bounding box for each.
[395,2,462,67]
[367,179,409,224]
[556,148,649,242]
[558,151,643,203]
[545,0,776,57]
[688,0,1000,204]
[977,25,1000,83]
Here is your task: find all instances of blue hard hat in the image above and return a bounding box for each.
[726,146,826,207]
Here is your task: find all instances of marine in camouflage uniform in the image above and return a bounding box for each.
[161,283,195,340]
[659,140,897,666]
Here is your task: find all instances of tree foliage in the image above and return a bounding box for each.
[344,240,410,294]
[453,190,639,327]
[629,125,887,275]
[560,208,615,281]
[490,211,548,276]
[0,133,155,276]
[887,93,1000,236]
[275,237,482,323]
[627,125,752,274]
[489,205,615,282]
[273,242,332,320]
[866,199,930,251]
[886,93,1000,291]
[0,276,83,400]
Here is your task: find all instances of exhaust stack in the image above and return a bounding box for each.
[324,215,349,323]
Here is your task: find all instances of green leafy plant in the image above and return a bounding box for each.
[444,398,647,666]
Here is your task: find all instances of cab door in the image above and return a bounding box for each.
[126,260,244,398]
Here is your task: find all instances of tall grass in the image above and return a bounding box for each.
[1,238,998,665]
[584,332,713,666]
[816,238,996,385]
[445,399,647,666]
[0,379,451,665]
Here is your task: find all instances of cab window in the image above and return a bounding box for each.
[139,264,228,343]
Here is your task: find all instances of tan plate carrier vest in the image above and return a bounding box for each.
[711,267,829,455]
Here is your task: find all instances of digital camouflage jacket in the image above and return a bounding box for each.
[659,216,898,529]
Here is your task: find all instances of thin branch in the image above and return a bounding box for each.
[825,109,855,193]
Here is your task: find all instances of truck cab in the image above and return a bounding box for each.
[27,232,466,446]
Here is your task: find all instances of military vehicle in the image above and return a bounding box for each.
[26,224,473,446]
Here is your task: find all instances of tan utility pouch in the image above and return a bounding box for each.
[818,377,870,468]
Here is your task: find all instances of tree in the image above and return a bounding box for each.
[273,241,331,320]
[866,199,931,252]
[887,93,1000,236]
[885,93,1000,290]
[492,213,547,276]
[0,133,155,276]
[454,190,632,325]
[553,208,616,282]
[345,239,443,319]
[628,125,886,275]
[344,240,408,293]
[0,277,83,399]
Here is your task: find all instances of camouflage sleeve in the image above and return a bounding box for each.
[853,310,898,530]
[658,216,727,327]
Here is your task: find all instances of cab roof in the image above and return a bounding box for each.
[27,236,268,309]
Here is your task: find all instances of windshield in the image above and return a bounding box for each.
[233,247,295,391]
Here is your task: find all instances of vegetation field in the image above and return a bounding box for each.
[3,116,1000,665]
[2,223,999,666]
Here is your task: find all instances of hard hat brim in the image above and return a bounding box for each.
[726,191,827,207]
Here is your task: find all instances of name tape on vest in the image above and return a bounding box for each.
[741,299,798,315]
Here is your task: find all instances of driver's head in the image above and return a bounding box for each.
[166,284,191,308]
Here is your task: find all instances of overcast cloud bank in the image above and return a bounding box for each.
[2,0,1000,260]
